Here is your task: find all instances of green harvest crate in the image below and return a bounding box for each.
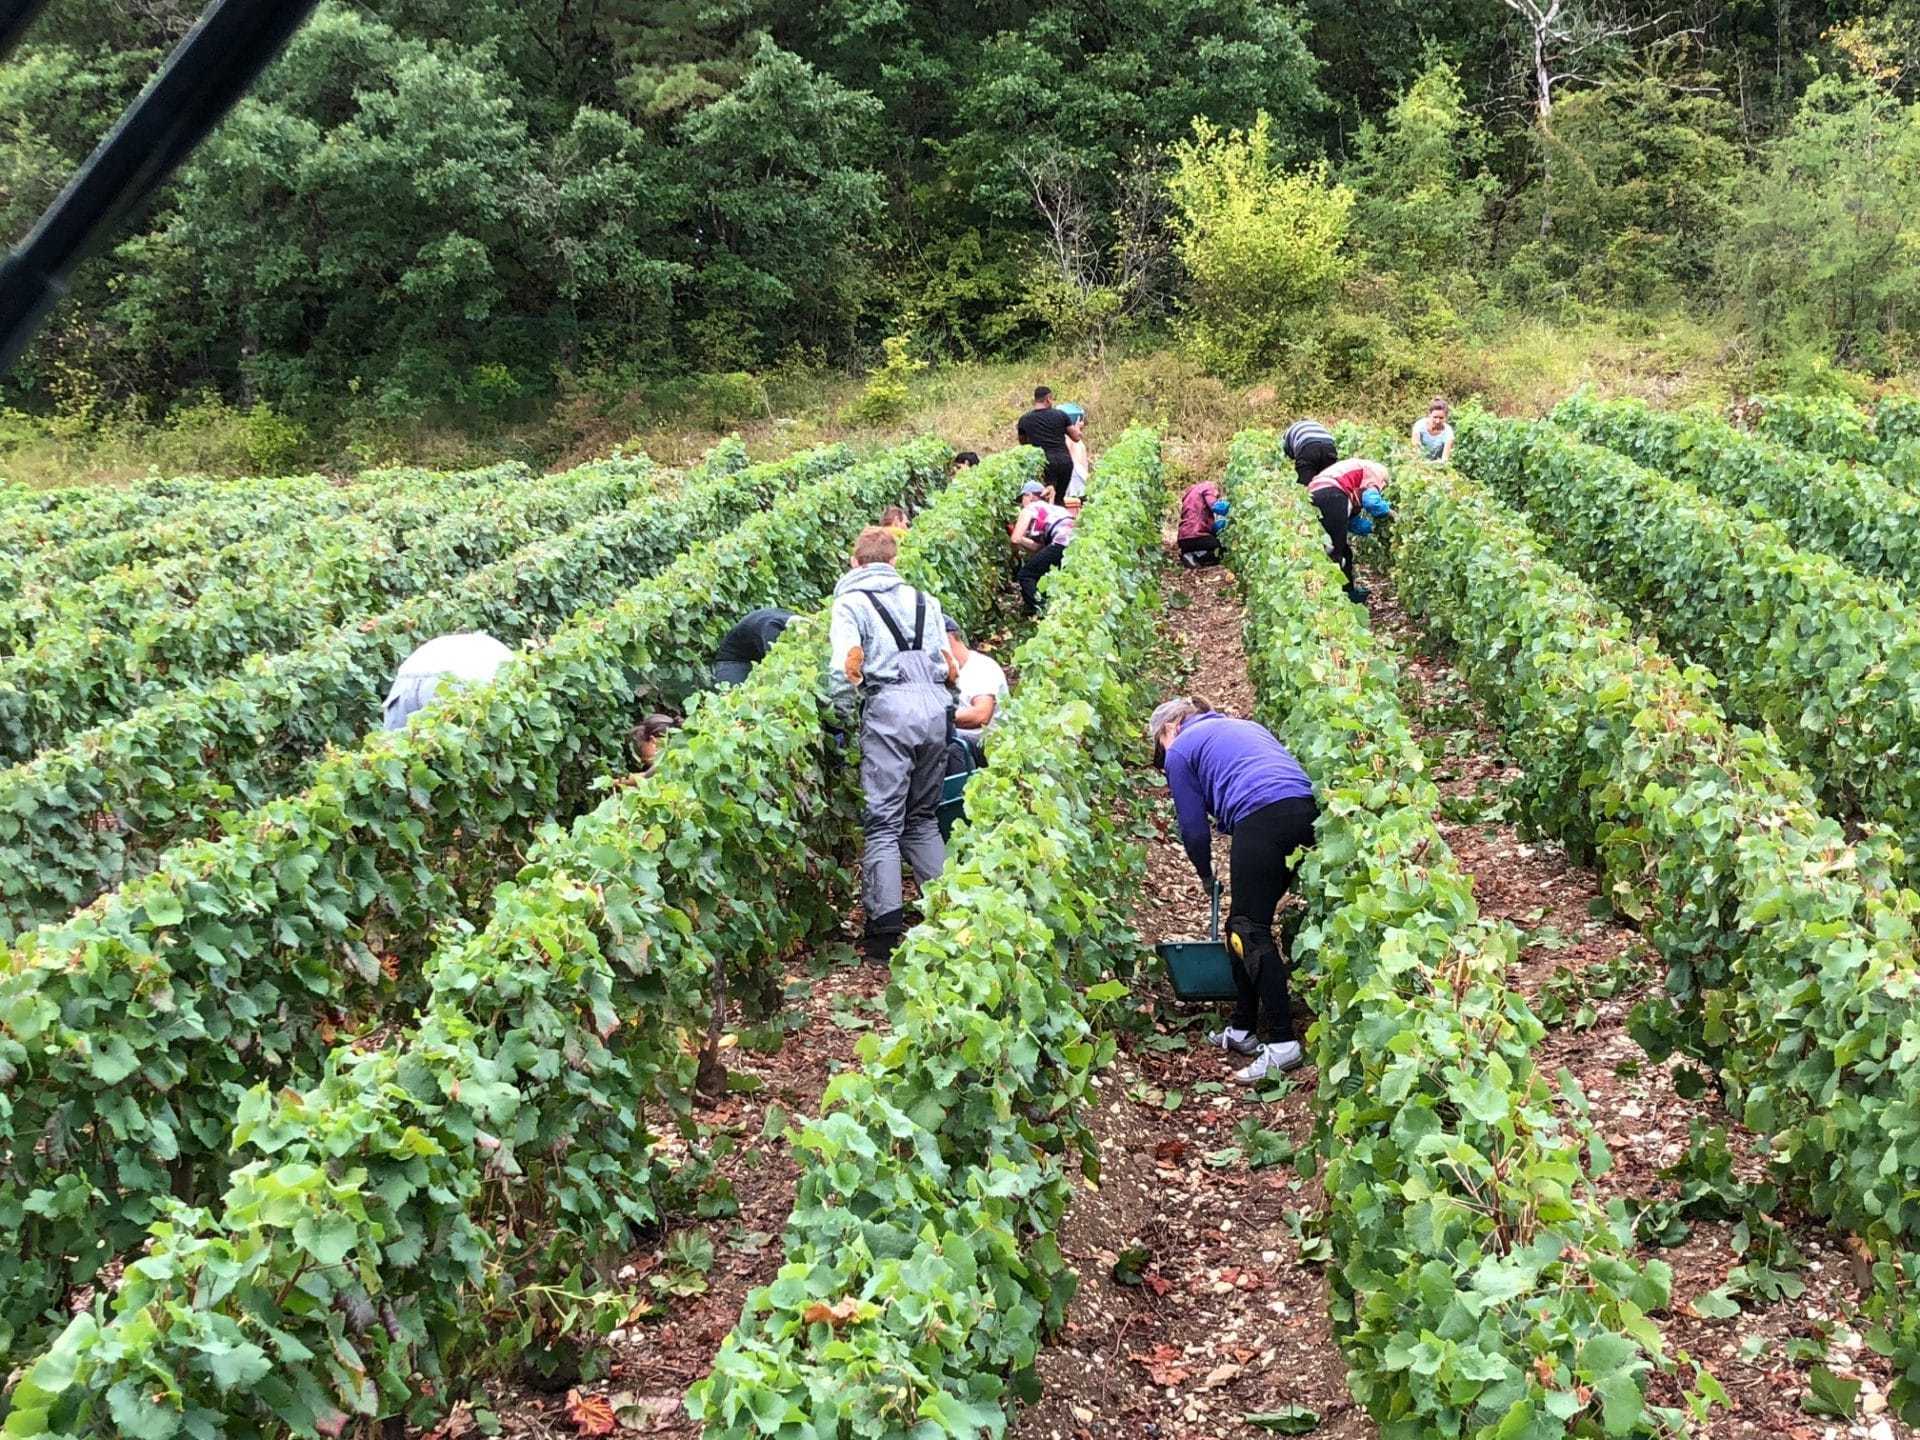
[1159,883,1236,1001]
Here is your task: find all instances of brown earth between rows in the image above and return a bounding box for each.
[469,532,1912,1440]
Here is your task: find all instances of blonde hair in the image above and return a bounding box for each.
[852,526,899,566]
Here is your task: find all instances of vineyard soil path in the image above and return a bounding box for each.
[1367,565,1909,1440]
[466,540,1908,1440]
[1011,555,1370,1440]
[1012,545,1910,1440]
[462,953,893,1440]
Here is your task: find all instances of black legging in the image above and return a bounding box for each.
[1017,542,1065,613]
[1293,437,1337,487]
[1310,487,1355,587]
[1228,796,1318,1043]
[1178,533,1222,565]
[1043,454,1074,504]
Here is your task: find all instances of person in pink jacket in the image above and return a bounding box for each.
[1304,458,1391,603]
[1177,480,1227,568]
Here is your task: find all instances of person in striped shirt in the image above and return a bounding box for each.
[1282,419,1337,486]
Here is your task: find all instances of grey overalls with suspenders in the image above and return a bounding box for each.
[855,588,952,928]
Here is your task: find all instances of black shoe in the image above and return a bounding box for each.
[860,908,906,963]
[1345,583,1370,604]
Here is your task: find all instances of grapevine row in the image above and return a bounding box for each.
[0,471,354,605]
[0,439,948,1364]
[0,459,632,760]
[691,429,1163,1437]
[0,460,536,652]
[1385,451,1920,1424]
[1458,413,1920,884]
[1556,391,1920,599]
[0,470,347,555]
[1748,392,1920,479]
[0,441,808,940]
[1224,432,1676,1438]
[0,436,1022,1437]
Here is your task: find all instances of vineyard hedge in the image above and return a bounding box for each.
[0,471,343,555]
[1747,392,1920,488]
[1226,431,1676,1440]
[690,428,1161,1438]
[1459,412,1920,884]
[0,442,829,940]
[1556,391,1920,600]
[1,434,1021,1436]
[0,461,568,653]
[1384,452,1920,1424]
[0,460,634,761]
[0,439,948,1364]
[1747,393,1879,463]
[0,473,347,605]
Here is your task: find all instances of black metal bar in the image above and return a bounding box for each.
[0,0,322,375]
[0,0,53,63]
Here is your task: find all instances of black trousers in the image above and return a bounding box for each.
[1178,533,1222,565]
[1293,438,1337,486]
[1018,542,1066,613]
[945,737,985,776]
[1229,796,1318,1043]
[1310,487,1355,586]
[1043,454,1074,504]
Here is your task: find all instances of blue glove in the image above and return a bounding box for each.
[1211,499,1230,517]
[1348,512,1375,537]
[1213,516,1229,534]
[1361,488,1392,519]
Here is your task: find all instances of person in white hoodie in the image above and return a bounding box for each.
[829,525,959,960]
[382,631,513,730]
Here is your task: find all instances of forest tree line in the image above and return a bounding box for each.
[1,0,1917,430]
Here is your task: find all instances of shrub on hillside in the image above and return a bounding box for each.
[1166,112,1352,380]
[849,336,926,425]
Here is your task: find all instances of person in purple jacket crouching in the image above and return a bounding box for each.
[1149,696,1319,1083]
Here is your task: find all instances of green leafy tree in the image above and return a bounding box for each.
[673,36,886,364]
[102,5,689,412]
[944,0,1322,221]
[1345,58,1495,282]
[1718,56,1920,371]
[1532,61,1740,299]
[109,8,544,412]
[1166,112,1353,378]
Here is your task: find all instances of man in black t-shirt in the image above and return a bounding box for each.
[1016,385,1083,503]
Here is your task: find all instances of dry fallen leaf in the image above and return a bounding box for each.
[1202,1362,1244,1390]
[607,1392,680,1433]
[801,1295,863,1328]
[565,1389,618,1437]
[426,1404,476,1440]
[1129,1345,1193,1387]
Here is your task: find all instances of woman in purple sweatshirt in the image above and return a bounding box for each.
[1149,697,1318,1082]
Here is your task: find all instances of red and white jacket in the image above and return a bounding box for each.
[1306,458,1390,516]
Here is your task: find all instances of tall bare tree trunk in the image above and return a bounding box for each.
[1535,27,1555,238]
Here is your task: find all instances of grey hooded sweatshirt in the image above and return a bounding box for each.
[828,563,952,724]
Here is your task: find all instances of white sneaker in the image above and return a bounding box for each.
[1234,1041,1304,1083]
[1209,1026,1259,1056]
